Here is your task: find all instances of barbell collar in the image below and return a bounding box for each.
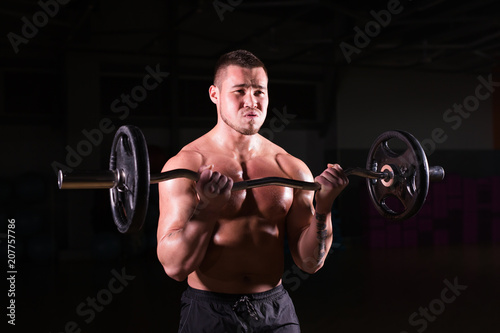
[344,167,387,180]
[429,166,445,182]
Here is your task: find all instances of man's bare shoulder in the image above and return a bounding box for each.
[261,136,313,182]
[162,136,209,172]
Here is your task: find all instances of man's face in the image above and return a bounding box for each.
[210,65,269,136]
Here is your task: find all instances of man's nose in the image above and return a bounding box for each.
[243,93,257,108]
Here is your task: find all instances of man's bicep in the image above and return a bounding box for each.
[157,152,202,240]
[282,156,316,255]
[157,178,198,239]
[286,188,315,262]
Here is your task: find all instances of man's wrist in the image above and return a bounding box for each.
[314,204,332,216]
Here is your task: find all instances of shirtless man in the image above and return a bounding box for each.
[157,50,348,332]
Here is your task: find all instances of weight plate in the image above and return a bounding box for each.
[109,125,150,233]
[366,130,430,220]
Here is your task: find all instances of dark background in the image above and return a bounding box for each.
[1,0,499,332]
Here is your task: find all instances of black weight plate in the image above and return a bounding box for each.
[109,125,150,233]
[366,130,430,220]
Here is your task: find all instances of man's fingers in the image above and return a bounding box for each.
[322,165,348,186]
[208,172,223,194]
[329,164,349,184]
[211,171,222,184]
[197,166,233,197]
[314,164,349,189]
[316,174,347,188]
[211,174,233,193]
[219,176,233,192]
[198,165,213,182]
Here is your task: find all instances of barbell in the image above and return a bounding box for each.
[57,125,445,233]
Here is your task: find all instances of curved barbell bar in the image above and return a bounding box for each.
[58,165,444,192]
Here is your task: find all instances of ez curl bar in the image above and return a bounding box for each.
[58,125,444,233]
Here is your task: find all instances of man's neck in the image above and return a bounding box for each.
[209,123,262,162]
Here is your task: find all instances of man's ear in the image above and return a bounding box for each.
[209,85,219,104]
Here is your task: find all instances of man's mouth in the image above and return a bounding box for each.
[243,109,260,118]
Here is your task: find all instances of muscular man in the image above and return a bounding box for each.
[157,50,348,332]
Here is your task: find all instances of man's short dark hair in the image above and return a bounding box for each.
[214,50,267,87]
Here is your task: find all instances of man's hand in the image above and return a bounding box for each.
[195,165,233,213]
[314,164,349,211]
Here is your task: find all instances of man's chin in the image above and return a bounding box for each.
[239,128,260,136]
[236,122,263,136]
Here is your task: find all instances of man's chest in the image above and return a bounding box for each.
[205,155,294,220]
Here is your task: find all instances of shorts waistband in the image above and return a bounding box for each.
[183,284,286,303]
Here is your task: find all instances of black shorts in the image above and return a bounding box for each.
[178,284,301,333]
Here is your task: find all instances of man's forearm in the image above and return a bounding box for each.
[314,212,329,264]
[296,210,333,274]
